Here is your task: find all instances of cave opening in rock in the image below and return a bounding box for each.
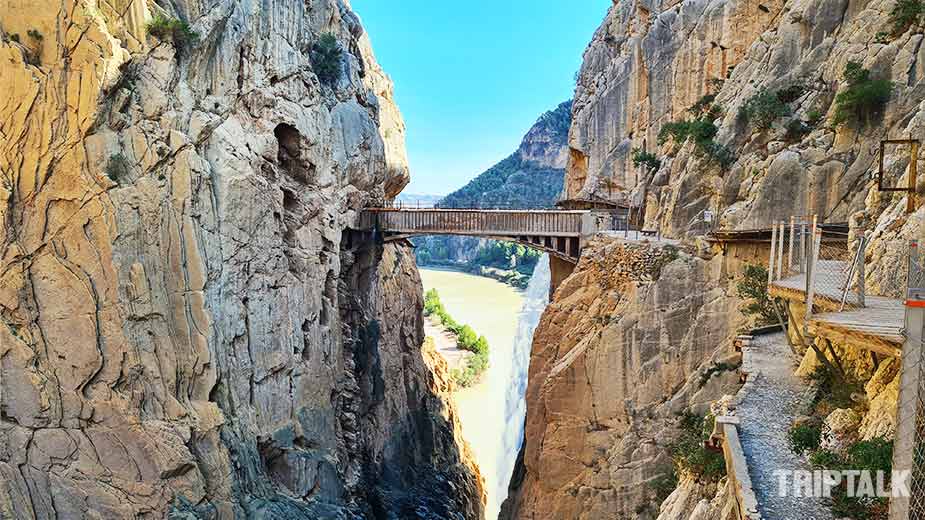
[274,123,316,183]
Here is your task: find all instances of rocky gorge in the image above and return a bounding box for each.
[0,1,482,518]
[2,0,925,518]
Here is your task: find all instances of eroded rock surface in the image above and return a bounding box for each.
[566,0,925,236]
[501,238,744,518]
[0,1,481,518]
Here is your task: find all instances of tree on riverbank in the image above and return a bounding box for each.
[424,289,490,387]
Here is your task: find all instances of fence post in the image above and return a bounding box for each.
[777,221,785,280]
[805,229,822,325]
[769,224,779,285]
[890,240,923,520]
[800,222,807,273]
[857,235,867,308]
[788,216,796,273]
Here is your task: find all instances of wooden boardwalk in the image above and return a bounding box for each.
[769,266,904,357]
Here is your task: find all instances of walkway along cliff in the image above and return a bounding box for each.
[0,1,483,518]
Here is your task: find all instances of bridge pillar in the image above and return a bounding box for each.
[549,256,576,300]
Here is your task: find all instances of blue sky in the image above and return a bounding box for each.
[351,0,613,196]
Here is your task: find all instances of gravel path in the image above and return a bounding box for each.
[736,332,833,520]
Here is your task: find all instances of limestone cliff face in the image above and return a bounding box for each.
[567,0,925,235]
[502,238,744,519]
[0,1,481,518]
[516,100,573,171]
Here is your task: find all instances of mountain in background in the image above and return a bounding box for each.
[413,101,572,286]
[441,100,571,208]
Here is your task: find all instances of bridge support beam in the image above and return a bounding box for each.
[549,255,576,300]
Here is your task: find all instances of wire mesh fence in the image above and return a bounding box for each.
[812,234,864,311]
[908,360,925,520]
[894,242,925,520]
[867,239,922,301]
[769,216,919,315]
[771,217,815,282]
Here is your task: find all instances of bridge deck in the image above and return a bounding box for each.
[359,208,586,237]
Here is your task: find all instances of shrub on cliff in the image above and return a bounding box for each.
[657,118,734,168]
[735,264,776,324]
[312,33,342,85]
[889,0,924,35]
[801,437,893,520]
[832,62,893,128]
[740,89,790,130]
[787,421,823,455]
[631,148,661,172]
[670,413,726,483]
[147,14,199,50]
[688,94,722,119]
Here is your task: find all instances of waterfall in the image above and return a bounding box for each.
[494,255,551,515]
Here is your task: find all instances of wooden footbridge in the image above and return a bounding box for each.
[357,208,612,262]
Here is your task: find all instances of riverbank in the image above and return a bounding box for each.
[420,269,526,519]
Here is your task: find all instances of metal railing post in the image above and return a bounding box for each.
[800,222,807,273]
[769,224,779,285]
[788,216,795,273]
[857,234,867,308]
[890,240,923,520]
[777,221,785,280]
[805,229,822,324]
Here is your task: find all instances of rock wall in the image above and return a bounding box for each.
[501,238,744,519]
[567,0,925,236]
[0,1,481,518]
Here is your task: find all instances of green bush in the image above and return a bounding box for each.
[650,467,679,504]
[9,33,20,43]
[735,264,776,324]
[424,289,491,387]
[832,62,893,128]
[808,363,863,410]
[312,33,342,85]
[889,0,924,35]
[452,349,490,388]
[147,14,199,50]
[808,438,893,520]
[806,109,823,125]
[698,141,736,169]
[631,148,661,172]
[740,89,790,130]
[658,119,719,147]
[26,29,43,41]
[776,85,806,104]
[658,112,734,169]
[788,422,823,455]
[670,413,726,482]
[809,448,845,468]
[846,437,893,474]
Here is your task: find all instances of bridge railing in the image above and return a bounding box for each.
[384,200,559,210]
[360,208,587,237]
